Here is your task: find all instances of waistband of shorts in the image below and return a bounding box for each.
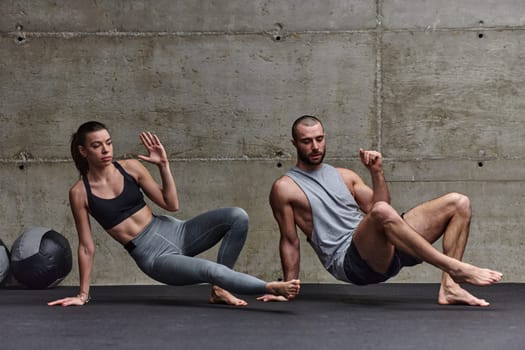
[123,215,157,253]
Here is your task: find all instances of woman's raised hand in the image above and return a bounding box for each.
[138,132,168,165]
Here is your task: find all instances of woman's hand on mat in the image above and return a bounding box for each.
[47,295,87,307]
[256,294,290,302]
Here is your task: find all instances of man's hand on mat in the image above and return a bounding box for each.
[256,294,290,302]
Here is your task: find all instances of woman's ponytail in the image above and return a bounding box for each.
[70,121,108,176]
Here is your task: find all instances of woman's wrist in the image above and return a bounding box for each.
[77,292,90,304]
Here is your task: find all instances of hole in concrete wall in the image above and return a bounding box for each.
[15,23,26,44]
[479,20,484,25]
[276,162,282,168]
[272,22,284,42]
[478,33,484,39]
[478,161,484,167]
[18,164,25,170]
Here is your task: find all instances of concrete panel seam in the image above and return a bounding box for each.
[381,25,525,33]
[5,26,525,39]
[2,156,524,163]
[375,0,383,152]
[4,28,377,39]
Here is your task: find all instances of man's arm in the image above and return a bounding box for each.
[270,178,301,283]
[258,179,301,302]
[339,149,390,214]
[359,148,390,205]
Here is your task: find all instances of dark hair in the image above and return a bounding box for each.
[291,115,323,140]
[70,121,108,176]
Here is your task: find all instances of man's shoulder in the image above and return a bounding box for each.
[271,171,304,200]
[333,166,358,177]
[272,173,296,190]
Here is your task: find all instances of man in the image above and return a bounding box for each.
[259,115,502,306]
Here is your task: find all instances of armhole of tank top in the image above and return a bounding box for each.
[333,167,355,198]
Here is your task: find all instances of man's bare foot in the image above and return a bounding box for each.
[438,283,490,307]
[209,286,248,306]
[448,262,503,286]
[266,279,300,299]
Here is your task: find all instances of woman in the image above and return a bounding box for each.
[49,121,299,307]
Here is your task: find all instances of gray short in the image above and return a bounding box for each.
[343,242,422,286]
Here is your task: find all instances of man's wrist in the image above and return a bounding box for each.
[370,168,385,177]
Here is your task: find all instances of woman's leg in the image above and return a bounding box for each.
[131,212,300,302]
[150,253,267,295]
[180,207,249,268]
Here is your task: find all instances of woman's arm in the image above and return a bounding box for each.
[127,132,179,212]
[48,183,95,306]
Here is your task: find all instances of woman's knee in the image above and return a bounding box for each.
[228,207,249,227]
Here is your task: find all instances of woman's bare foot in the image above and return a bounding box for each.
[438,283,490,306]
[266,279,300,299]
[209,286,248,306]
[448,261,503,286]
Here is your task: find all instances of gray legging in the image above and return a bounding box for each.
[127,207,268,294]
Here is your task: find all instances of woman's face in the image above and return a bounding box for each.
[79,129,113,167]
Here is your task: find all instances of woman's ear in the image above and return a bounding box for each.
[78,145,87,158]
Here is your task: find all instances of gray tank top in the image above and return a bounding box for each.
[286,164,362,281]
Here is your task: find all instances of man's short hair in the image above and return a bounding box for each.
[292,115,323,140]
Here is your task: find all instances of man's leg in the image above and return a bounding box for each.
[351,193,502,305]
[402,193,491,305]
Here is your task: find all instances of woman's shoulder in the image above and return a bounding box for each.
[69,179,87,203]
[70,178,84,193]
[117,159,149,180]
[117,158,142,169]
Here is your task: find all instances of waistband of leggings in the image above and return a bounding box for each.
[123,215,157,253]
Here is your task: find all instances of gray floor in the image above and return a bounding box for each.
[1,283,523,349]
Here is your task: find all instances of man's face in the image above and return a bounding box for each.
[292,122,326,169]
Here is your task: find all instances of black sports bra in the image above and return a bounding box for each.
[82,162,146,230]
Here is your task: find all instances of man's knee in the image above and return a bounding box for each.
[369,201,401,225]
[447,192,471,217]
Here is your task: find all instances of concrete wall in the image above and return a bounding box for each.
[0,0,523,285]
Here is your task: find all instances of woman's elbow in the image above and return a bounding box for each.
[165,202,180,212]
[78,243,95,258]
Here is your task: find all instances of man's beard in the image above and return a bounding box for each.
[297,149,325,166]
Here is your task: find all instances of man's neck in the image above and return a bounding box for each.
[295,161,324,172]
